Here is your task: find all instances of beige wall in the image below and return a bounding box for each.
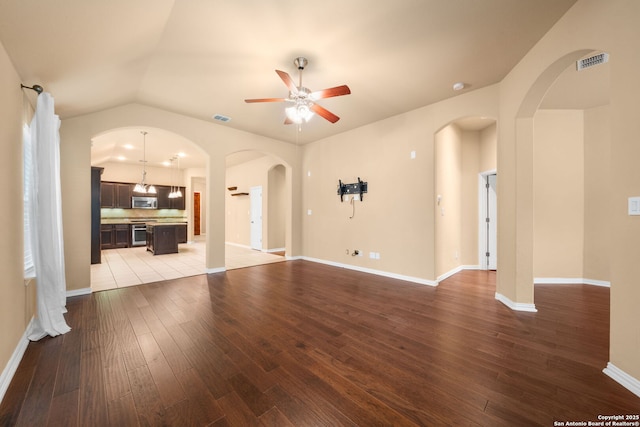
[0,39,36,393]
[268,165,286,250]
[532,107,611,282]
[302,85,499,282]
[4,0,639,400]
[498,0,640,380]
[225,155,287,250]
[583,105,610,281]
[435,122,497,276]
[479,124,497,173]
[60,103,301,288]
[435,124,463,276]
[98,161,186,186]
[533,110,585,278]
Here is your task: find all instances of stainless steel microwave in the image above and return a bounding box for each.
[132,196,157,209]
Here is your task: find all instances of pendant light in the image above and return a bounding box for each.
[134,131,156,194]
[175,154,183,198]
[168,156,177,199]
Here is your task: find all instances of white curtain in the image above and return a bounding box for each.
[27,92,71,340]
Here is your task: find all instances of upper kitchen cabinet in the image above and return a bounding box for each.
[101,182,132,208]
[157,185,186,210]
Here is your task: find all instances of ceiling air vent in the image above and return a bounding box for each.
[212,114,231,122]
[576,53,609,71]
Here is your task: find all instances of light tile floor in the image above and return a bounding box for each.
[90,238,286,292]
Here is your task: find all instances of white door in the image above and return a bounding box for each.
[250,186,262,250]
[487,174,497,270]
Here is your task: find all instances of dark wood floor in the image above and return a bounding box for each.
[1,262,638,426]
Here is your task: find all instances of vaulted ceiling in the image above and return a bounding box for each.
[1,0,582,168]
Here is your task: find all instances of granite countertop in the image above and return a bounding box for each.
[101,218,187,225]
[146,222,187,228]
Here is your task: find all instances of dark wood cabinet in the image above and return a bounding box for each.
[116,183,132,208]
[100,182,115,208]
[101,182,132,208]
[177,224,187,243]
[101,224,130,249]
[101,181,185,210]
[157,185,186,210]
[91,167,103,264]
[146,224,179,255]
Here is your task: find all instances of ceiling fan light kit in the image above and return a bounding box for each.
[245,57,350,125]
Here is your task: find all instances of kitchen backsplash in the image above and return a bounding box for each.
[101,208,187,221]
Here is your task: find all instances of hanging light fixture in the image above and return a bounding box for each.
[175,154,183,198]
[168,156,177,199]
[167,154,183,199]
[134,131,156,194]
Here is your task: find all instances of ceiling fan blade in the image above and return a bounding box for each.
[310,103,340,123]
[284,117,294,125]
[276,70,298,94]
[310,85,351,100]
[244,97,287,103]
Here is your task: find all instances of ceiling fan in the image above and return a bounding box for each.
[245,57,350,124]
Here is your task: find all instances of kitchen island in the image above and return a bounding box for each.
[146,222,186,255]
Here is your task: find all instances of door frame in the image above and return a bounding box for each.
[250,185,263,251]
[478,169,497,270]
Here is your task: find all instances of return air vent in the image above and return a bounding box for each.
[212,114,231,122]
[576,53,609,71]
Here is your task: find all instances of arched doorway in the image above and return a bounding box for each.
[89,126,208,290]
[224,151,293,270]
[434,116,497,281]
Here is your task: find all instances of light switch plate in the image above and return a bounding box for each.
[628,197,640,215]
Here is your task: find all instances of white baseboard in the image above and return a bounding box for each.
[301,256,438,287]
[495,292,538,312]
[603,362,640,398]
[66,287,91,297]
[437,265,481,283]
[206,267,226,274]
[0,317,35,404]
[286,255,303,261]
[264,247,285,253]
[534,277,611,287]
[225,241,251,249]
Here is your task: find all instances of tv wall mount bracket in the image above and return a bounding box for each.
[337,178,368,202]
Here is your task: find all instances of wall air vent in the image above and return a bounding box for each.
[576,53,609,71]
[212,114,231,122]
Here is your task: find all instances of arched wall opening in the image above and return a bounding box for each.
[224,149,293,266]
[60,103,303,292]
[434,116,497,281]
[506,49,607,308]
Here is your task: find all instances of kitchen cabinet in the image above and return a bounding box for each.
[91,167,103,264]
[146,223,179,255]
[101,224,130,249]
[157,185,186,210]
[177,223,187,243]
[101,182,132,208]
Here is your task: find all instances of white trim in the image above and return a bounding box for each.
[66,287,91,297]
[0,317,35,404]
[534,277,611,287]
[478,169,497,270]
[437,265,481,283]
[603,362,640,398]
[264,247,285,253]
[286,255,303,261]
[495,292,537,312]
[206,267,226,274]
[302,257,438,287]
[225,241,251,250]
